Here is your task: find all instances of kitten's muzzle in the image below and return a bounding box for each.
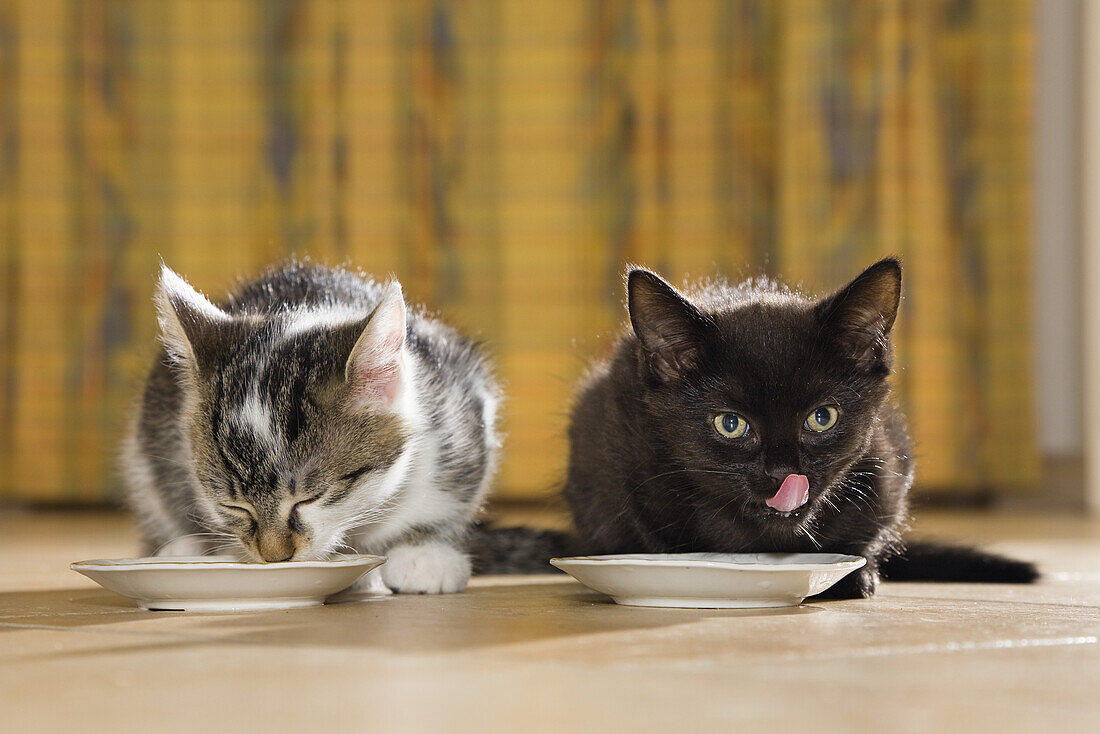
[256,529,297,563]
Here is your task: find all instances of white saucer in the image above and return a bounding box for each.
[550,553,866,608]
[71,555,385,612]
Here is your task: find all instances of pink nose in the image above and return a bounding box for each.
[765,474,810,512]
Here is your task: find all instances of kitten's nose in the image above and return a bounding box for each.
[764,465,800,484]
[257,530,295,563]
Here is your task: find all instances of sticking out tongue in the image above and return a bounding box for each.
[766,474,810,513]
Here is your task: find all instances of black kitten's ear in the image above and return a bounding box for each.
[155,264,239,373]
[628,268,710,382]
[814,257,902,367]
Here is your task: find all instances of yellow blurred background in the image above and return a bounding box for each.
[0,0,1036,504]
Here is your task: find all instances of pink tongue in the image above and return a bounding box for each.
[766,474,810,512]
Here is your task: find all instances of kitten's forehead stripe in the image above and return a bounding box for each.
[256,334,344,451]
[280,305,364,339]
[210,363,283,497]
[237,390,277,446]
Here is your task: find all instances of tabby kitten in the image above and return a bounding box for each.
[547,258,1035,598]
[123,262,500,594]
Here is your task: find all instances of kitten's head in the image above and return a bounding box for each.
[155,265,413,561]
[626,258,902,538]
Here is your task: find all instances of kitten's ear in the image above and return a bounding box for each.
[155,264,236,373]
[345,282,407,411]
[628,268,710,382]
[814,257,902,367]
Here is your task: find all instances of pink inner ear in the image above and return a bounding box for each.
[347,294,406,410]
[349,351,403,409]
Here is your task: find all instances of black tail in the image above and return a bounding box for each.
[470,525,575,575]
[880,540,1039,584]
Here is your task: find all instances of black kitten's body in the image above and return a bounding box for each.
[479,259,1036,598]
[565,266,915,598]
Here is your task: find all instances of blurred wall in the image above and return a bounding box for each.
[1083,0,1100,514]
[0,0,1036,503]
[1034,0,1084,508]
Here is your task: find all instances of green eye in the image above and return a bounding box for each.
[804,406,839,432]
[714,413,749,439]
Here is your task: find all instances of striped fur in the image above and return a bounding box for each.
[122,262,501,594]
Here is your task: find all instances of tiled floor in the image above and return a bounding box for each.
[1,508,1098,733]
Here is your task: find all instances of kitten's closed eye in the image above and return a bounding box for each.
[218,503,258,536]
[339,466,373,483]
[219,502,257,520]
[291,492,325,509]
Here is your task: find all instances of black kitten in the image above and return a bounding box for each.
[477,259,1036,598]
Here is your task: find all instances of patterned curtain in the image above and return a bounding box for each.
[0,0,1035,502]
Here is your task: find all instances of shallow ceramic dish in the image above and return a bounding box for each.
[550,552,866,608]
[70,555,385,612]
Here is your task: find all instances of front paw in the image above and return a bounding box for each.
[381,542,470,594]
[813,566,878,600]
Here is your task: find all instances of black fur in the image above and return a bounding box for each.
[880,540,1039,584]
[470,525,574,574]
[476,259,1038,597]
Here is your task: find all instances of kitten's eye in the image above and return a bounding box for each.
[218,503,258,536]
[292,493,323,510]
[219,503,256,520]
[714,413,749,439]
[339,466,373,483]
[804,406,839,432]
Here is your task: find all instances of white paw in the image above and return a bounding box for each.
[381,542,470,594]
